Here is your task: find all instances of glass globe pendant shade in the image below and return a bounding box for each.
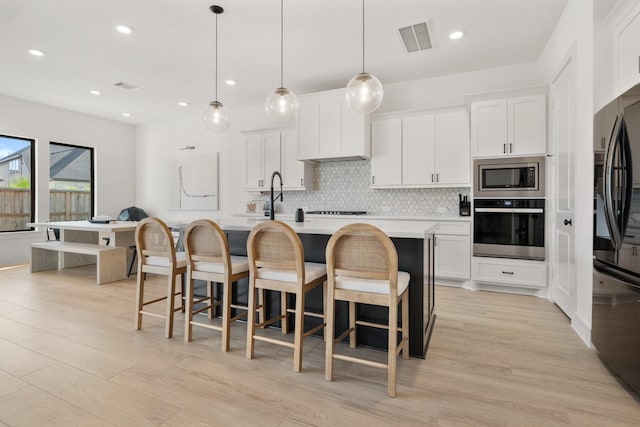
[345,72,384,113]
[265,87,298,123]
[202,100,230,132]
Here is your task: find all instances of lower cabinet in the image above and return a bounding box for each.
[472,256,547,288]
[435,221,471,281]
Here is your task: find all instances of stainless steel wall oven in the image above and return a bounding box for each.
[473,198,545,260]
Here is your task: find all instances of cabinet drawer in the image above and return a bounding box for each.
[435,221,470,235]
[472,257,546,288]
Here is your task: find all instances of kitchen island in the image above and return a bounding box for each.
[186,217,437,358]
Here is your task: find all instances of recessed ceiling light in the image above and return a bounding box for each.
[449,30,464,40]
[115,24,133,35]
[122,112,131,117]
[28,49,45,57]
[225,79,237,86]
[90,90,102,96]
[178,101,188,107]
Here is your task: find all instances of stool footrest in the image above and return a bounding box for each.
[139,310,165,320]
[333,353,387,370]
[257,314,285,329]
[334,327,355,344]
[190,320,223,332]
[356,319,388,330]
[396,337,408,355]
[142,296,168,306]
[303,323,326,339]
[253,335,294,348]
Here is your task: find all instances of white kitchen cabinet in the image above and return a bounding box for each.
[617,6,640,93]
[281,130,312,190]
[472,256,547,289]
[593,100,619,152]
[297,89,370,161]
[245,129,311,191]
[470,93,547,157]
[435,111,470,185]
[370,118,402,186]
[370,109,469,188]
[434,221,471,281]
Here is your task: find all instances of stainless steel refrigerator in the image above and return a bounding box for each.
[593,82,640,394]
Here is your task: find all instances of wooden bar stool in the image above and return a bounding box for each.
[183,219,251,352]
[134,217,187,338]
[246,220,327,372]
[324,223,410,397]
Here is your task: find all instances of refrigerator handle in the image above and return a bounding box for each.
[604,114,624,250]
[621,117,633,238]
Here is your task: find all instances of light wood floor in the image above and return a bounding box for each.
[0,265,639,426]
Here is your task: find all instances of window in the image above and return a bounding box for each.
[49,142,94,221]
[0,135,35,232]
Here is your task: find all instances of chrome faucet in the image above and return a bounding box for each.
[270,171,283,220]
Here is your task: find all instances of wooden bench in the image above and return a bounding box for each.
[31,241,127,285]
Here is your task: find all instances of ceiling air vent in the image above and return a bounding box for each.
[397,21,433,53]
[114,81,140,91]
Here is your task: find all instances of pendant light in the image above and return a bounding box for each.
[345,0,383,113]
[265,0,298,123]
[202,5,230,132]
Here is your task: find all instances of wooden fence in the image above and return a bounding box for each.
[0,189,91,231]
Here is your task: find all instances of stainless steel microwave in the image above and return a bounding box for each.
[474,156,545,198]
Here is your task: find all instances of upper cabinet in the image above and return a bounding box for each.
[616,5,640,93]
[470,92,547,158]
[298,89,371,162]
[370,109,470,188]
[244,129,311,192]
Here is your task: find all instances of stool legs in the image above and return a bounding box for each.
[325,293,335,381]
[221,278,232,352]
[281,291,288,334]
[293,290,304,373]
[165,273,176,338]
[349,301,357,348]
[134,264,144,330]
[184,275,195,342]
[402,292,409,359]
[246,278,257,360]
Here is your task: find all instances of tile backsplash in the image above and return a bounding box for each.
[250,160,470,217]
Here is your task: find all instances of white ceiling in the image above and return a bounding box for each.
[0,0,568,125]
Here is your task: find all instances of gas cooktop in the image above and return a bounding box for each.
[305,210,367,215]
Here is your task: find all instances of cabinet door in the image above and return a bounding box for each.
[341,97,369,158]
[402,115,434,185]
[263,133,281,184]
[435,234,470,280]
[508,94,547,156]
[370,119,402,186]
[435,111,469,185]
[617,10,640,93]
[245,135,264,190]
[470,99,508,157]
[281,130,306,190]
[298,101,319,160]
[319,98,341,157]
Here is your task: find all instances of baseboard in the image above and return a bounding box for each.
[572,313,592,347]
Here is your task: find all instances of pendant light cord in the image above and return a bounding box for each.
[215,11,218,101]
[280,0,284,88]
[362,0,365,74]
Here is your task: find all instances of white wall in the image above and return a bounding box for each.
[136,61,545,222]
[0,94,136,266]
[537,0,594,344]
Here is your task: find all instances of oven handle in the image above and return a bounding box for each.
[474,208,544,214]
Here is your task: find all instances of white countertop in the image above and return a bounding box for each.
[236,213,471,222]
[28,220,138,232]
[214,217,437,239]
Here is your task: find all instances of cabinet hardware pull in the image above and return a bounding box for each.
[301,178,303,186]
[372,176,375,184]
[436,173,439,182]
[431,173,434,182]
[503,144,506,153]
[564,219,572,226]
[502,271,514,275]
[509,143,513,153]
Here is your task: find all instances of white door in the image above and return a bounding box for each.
[245,135,264,190]
[280,130,304,189]
[470,99,508,157]
[262,133,281,184]
[550,54,577,318]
